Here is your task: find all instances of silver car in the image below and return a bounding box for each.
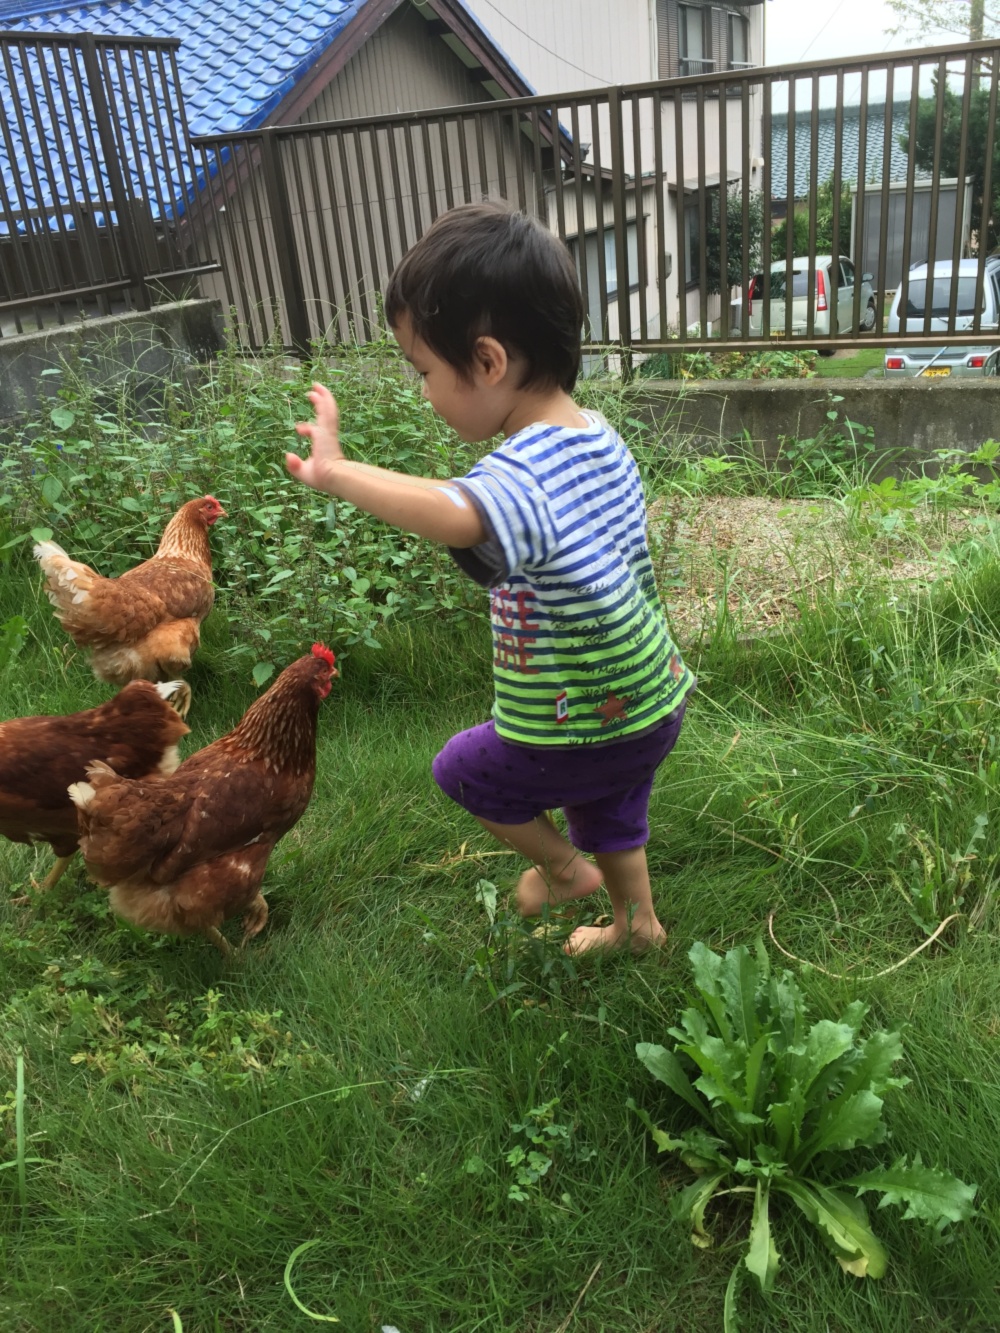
[884,258,1000,378]
[748,254,877,342]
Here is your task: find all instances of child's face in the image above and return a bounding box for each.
[392,313,510,443]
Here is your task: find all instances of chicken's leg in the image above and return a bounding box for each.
[204,926,232,957]
[240,892,269,944]
[34,853,76,892]
[11,851,77,903]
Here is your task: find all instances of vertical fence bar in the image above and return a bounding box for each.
[851,67,869,337]
[336,127,370,340]
[972,51,999,336]
[609,87,631,375]
[350,124,380,335]
[694,84,708,336]
[79,34,151,309]
[590,98,610,344]
[318,129,356,342]
[717,77,729,340]
[871,67,894,338]
[652,88,668,343]
[258,128,309,352]
[923,56,948,336]
[947,54,974,331]
[673,84,687,342]
[760,76,772,338]
[783,80,795,338]
[632,94,649,343]
[805,73,819,341]
[739,78,750,341]
[569,103,592,344]
[897,60,920,337]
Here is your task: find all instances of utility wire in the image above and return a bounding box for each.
[471,0,610,84]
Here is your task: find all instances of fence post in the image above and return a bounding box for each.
[608,87,633,382]
[259,128,311,355]
[78,33,151,311]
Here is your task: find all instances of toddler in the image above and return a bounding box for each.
[286,202,694,954]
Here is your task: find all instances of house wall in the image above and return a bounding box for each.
[300,3,486,123]
[199,3,539,346]
[462,0,657,91]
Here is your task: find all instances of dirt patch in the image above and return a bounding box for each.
[648,493,975,646]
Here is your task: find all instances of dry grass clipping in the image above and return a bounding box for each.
[648,494,975,647]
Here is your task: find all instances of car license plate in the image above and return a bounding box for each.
[922,366,951,377]
[770,330,786,338]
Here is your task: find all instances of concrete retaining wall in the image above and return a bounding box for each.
[634,377,1000,468]
[0,299,226,421]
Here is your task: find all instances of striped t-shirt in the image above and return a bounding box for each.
[451,413,693,746]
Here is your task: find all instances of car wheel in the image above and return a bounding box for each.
[861,300,876,332]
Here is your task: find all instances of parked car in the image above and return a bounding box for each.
[884,258,1000,378]
[747,255,877,345]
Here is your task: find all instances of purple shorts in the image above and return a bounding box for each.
[431,701,687,854]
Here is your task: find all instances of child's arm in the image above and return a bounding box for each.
[286,383,487,547]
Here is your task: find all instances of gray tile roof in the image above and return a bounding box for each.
[770,102,931,198]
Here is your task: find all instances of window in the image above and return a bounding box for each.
[568,220,643,334]
[679,4,712,75]
[728,12,749,68]
[840,258,855,287]
[904,277,981,319]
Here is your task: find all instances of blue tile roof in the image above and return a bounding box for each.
[0,0,533,237]
[769,101,931,198]
[1,0,366,137]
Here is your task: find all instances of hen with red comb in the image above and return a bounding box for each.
[70,649,338,955]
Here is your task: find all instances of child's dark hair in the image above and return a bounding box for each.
[384,202,584,393]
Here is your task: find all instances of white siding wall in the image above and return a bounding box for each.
[462,0,657,92]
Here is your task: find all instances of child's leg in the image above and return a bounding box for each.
[563,844,666,955]
[475,813,604,914]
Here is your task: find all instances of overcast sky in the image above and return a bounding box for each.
[763,0,961,67]
[762,0,963,106]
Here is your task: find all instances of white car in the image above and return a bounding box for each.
[884,258,1000,378]
[748,255,877,344]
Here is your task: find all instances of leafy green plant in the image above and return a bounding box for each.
[0,615,29,672]
[504,1096,588,1202]
[776,401,878,494]
[887,811,990,935]
[630,941,976,1315]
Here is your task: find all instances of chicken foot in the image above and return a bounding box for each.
[10,852,77,904]
[240,893,269,944]
[204,926,232,957]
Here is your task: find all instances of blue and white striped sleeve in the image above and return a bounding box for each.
[455,448,557,575]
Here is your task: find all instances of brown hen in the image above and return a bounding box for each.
[0,679,191,892]
[34,495,226,684]
[69,645,337,955]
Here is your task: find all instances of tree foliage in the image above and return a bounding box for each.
[885,0,998,44]
[704,185,764,295]
[770,177,852,263]
[899,75,1000,252]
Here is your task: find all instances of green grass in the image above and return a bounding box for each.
[810,347,887,378]
[2,350,1000,1331]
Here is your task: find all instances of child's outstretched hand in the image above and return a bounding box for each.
[287,383,346,494]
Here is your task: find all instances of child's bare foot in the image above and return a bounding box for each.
[563,914,667,956]
[516,855,604,916]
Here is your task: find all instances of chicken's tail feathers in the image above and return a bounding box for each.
[68,780,96,810]
[156,679,192,720]
[72,760,123,802]
[33,540,98,612]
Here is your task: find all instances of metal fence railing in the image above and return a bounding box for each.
[0,29,219,337]
[190,36,1000,359]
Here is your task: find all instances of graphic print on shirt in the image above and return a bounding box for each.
[490,587,540,674]
[459,417,695,745]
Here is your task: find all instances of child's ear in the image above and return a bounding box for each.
[473,336,509,385]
